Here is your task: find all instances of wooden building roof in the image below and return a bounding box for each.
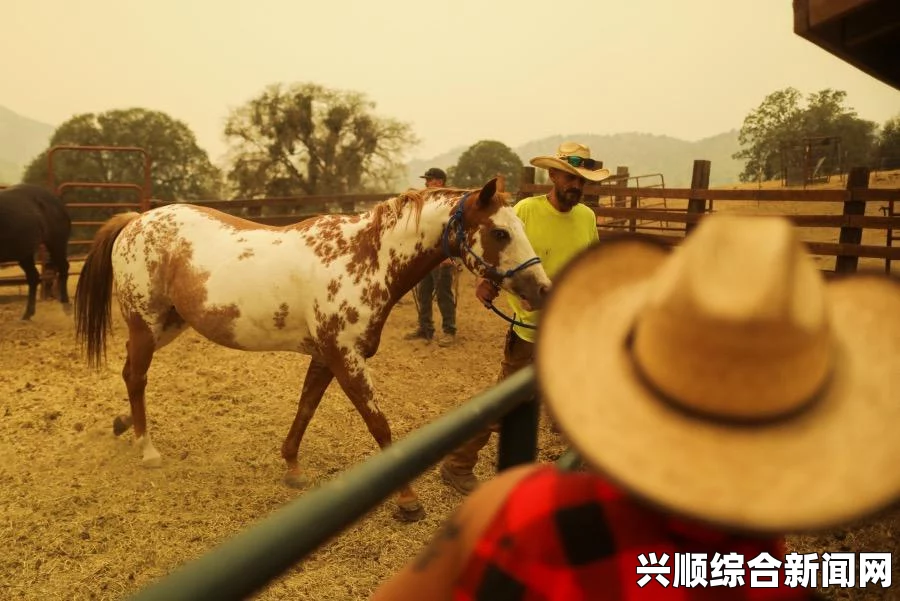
[794,0,900,90]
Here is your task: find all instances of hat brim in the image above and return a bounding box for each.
[535,236,900,534]
[530,156,610,182]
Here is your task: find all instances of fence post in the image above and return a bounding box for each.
[518,167,535,202]
[614,166,629,208]
[497,398,539,470]
[685,160,711,235]
[834,166,870,274]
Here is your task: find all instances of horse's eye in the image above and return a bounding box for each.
[491,229,510,242]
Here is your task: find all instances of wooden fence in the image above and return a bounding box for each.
[2,159,899,296]
[518,160,900,274]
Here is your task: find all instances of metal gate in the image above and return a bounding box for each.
[42,144,152,297]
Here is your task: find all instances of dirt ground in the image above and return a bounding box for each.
[1,178,898,600]
[0,269,569,601]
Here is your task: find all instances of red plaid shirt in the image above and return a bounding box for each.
[454,466,823,600]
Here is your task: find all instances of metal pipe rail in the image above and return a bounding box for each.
[129,366,543,601]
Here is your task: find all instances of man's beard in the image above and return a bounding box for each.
[556,184,582,208]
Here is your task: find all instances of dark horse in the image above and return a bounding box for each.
[0,184,71,320]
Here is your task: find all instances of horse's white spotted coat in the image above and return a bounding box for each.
[110,191,548,364]
[84,183,550,514]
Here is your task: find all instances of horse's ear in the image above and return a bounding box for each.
[477,177,498,207]
[496,174,506,194]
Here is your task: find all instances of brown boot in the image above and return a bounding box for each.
[440,428,492,495]
[436,331,456,347]
[404,328,433,342]
[440,464,479,495]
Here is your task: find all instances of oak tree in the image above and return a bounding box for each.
[23,108,223,202]
[223,82,418,197]
[732,87,877,182]
[447,140,524,193]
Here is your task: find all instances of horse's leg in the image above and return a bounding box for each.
[113,308,187,451]
[281,358,335,488]
[330,354,425,522]
[17,257,39,321]
[45,239,70,308]
[116,315,163,467]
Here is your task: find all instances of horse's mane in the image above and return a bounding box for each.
[365,184,511,235]
[367,186,470,232]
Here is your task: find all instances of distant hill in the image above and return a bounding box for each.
[0,105,55,184]
[404,130,744,190]
[0,158,21,185]
[1,103,746,191]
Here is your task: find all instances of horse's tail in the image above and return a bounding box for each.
[74,211,141,369]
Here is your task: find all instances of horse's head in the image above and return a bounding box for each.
[442,177,551,311]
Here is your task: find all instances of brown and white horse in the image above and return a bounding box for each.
[74,177,550,521]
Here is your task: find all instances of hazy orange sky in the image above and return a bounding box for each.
[3,0,898,164]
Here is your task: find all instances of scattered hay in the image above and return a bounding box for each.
[0,272,564,600]
[2,172,897,600]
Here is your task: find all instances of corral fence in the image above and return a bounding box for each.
[5,151,898,296]
[0,145,151,295]
[2,152,899,598]
[518,159,900,275]
[130,367,576,600]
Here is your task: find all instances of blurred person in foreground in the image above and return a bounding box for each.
[373,213,900,600]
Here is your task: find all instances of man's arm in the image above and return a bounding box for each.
[370,464,541,601]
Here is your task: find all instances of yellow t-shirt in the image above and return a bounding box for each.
[506,194,599,343]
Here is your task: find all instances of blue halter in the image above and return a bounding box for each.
[440,192,541,282]
[439,192,542,329]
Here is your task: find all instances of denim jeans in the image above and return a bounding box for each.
[415,264,456,336]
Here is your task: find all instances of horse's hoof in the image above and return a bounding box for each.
[112,415,133,436]
[142,455,163,469]
[392,502,426,523]
[283,472,308,489]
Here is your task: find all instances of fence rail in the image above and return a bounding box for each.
[129,367,545,601]
[517,162,900,270]
[590,206,898,230]
[3,162,899,290]
[520,183,900,202]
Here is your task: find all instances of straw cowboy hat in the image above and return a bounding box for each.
[530,141,611,182]
[535,214,900,534]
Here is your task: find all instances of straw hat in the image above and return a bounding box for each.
[530,141,611,182]
[535,214,900,533]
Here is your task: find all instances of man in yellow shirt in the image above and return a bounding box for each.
[440,141,609,495]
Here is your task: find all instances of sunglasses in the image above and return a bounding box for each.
[561,155,601,170]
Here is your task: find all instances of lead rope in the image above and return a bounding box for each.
[482,279,537,330]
